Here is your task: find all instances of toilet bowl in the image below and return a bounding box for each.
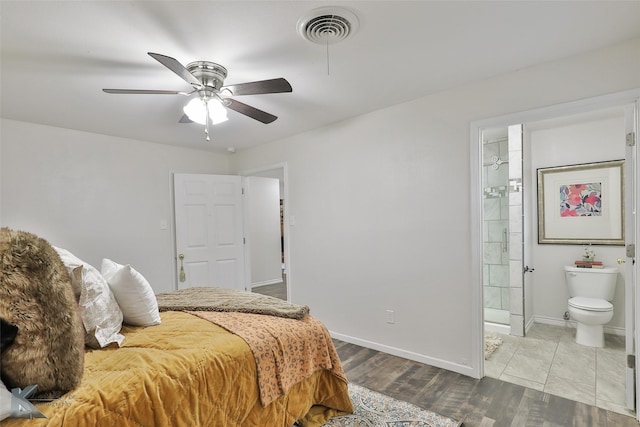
[567,297,613,347]
[564,266,618,348]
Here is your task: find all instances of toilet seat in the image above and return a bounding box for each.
[568,297,613,312]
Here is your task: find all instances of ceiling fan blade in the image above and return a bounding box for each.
[225,99,277,124]
[103,89,192,95]
[223,78,292,96]
[179,114,193,123]
[147,52,202,87]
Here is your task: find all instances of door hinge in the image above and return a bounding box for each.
[626,132,636,147]
[627,243,635,258]
[628,354,636,369]
[243,237,246,244]
[242,188,245,195]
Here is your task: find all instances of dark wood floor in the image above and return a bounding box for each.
[334,339,640,427]
[252,281,287,300]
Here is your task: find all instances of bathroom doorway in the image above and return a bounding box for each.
[473,90,640,415]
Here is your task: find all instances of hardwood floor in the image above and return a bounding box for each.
[252,281,287,300]
[251,274,287,300]
[334,339,640,427]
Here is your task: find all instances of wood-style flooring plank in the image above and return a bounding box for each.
[334,340,640,427]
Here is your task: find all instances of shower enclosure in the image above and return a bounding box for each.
[482,125,524,336]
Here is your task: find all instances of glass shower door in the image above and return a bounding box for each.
[482,128,511,328]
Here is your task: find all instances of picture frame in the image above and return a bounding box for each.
[537,159,624,245]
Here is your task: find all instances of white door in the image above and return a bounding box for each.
[244,176,283,289]
[173,174,245,291]
[624,103,638,410]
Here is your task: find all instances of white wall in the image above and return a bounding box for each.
[528,115,627,330]
[0,119,230,293]
[230,38,640,374]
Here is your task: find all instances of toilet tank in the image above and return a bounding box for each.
[564,266,618,300]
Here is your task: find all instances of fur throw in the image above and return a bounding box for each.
[0,228,84,396]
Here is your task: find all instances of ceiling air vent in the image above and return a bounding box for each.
[297,7,359,45]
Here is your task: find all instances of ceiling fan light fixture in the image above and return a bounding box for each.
[103,52,291,142]
[183,97,228,125]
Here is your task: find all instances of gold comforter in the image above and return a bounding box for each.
[1,312,352,427]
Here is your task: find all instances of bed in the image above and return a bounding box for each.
[0,228,353,426]
[2,311,352,427]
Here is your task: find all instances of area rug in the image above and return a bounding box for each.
[322,383,462,426]
[484,335,503,360]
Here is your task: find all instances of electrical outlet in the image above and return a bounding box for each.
[386,309,395,324]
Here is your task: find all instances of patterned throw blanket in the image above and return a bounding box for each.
[188,311,347,407]
[156,287,346,407]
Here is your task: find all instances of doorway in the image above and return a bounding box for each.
[471,89,640,417]
[173,172,284,295]
[239,163,290,302]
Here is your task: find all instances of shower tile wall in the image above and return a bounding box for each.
[483,138,510,324]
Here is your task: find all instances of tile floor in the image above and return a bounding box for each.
[485,323,634,417]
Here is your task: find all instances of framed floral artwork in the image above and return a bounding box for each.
[537,159,624,245]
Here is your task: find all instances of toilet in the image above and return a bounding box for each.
[564,265,618,348]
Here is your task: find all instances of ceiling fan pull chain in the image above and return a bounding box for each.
[205,99,211,142]
[325,14,339,76]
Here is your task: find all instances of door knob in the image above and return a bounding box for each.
[617,258,626,264]
[178,253,186,282]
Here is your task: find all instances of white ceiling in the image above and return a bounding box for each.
[2,1,640,153]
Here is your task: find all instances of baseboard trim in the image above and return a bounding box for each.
[525,316,535,334]
[250,279,284,289]
[330,331,475,377]
[533,315,625,336]
[484,322,510,335]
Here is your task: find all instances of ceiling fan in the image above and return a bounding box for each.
[103,52,292,141]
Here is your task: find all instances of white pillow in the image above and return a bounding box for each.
[101,258,161,327]
[53,247,125,348]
